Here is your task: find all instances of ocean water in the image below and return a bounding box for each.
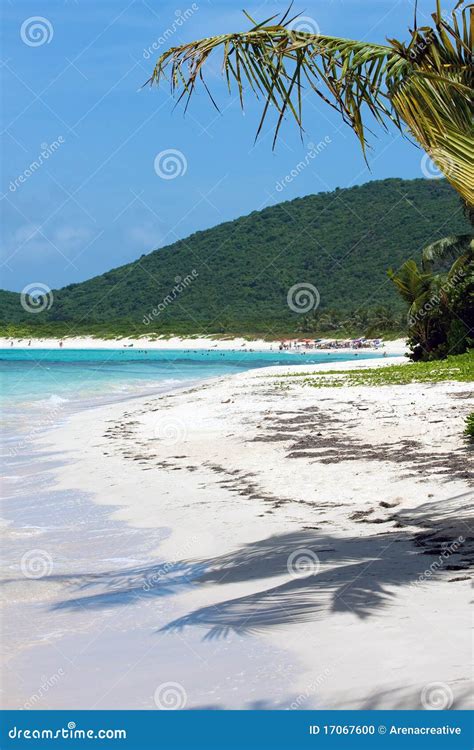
[1,346,393,473]
[0,346,390,411]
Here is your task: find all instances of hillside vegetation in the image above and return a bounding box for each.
[1,179,470,337]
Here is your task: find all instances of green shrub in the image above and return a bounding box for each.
[464,412,474,440]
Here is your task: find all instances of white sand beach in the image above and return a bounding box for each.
[3,353,472,710]
[0,335,407,355]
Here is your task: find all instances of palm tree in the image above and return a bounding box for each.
[365,306,402,334]
[388,239,473,358]
[421,233,474,272]
[149,1,473,210]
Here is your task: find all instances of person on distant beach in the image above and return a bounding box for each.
[59,341,63,348]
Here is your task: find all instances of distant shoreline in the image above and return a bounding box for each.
[0,335,408,356]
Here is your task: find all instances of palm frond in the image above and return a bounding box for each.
[421,233,474,272]
[388,260,433,304]
[148,12,404,153]
[390,2,473,206]
[149,2,474,205]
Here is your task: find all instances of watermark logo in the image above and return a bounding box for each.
[24,669,65,709]
[9,137,65,193]
[8,724,126,740]
[289,16,320,35]
[287,283,320,314]
[421,149,455,180]
[287,548,320,578]
[154,682,187,710]
[10,402,64,457]
[287,668,331,709]
[142,536,197,592]
[407,269,466,326]
[20,17,54,47]
[153,417,187,446]
[143,269,198,325]
[154,149,187,180]
[275,138,331,192]
[408,29,435,60]
[20,283,54,314]
[20,549,53,579]
[143,5,199,59]
[411,536,464,587]
[421,682,453,710]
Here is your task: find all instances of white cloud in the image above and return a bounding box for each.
[128,223,160,251]
[2,223,93,262]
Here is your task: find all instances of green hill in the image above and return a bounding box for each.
[1,178,470,337]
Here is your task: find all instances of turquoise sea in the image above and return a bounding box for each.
[1,346,393,450]
[0,346,391,406]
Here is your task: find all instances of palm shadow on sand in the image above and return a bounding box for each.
[31,490,472,639]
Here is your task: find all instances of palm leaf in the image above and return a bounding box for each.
[421,233,474,272]
[149,2,473,207]
[390,2,473,207]
[148,15,404,155]
[388,260,433,305]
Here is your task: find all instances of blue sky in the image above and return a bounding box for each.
[1,0,440,292]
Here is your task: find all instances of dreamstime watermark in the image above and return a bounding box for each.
[8,724,126,741]
[412,536,464,587]
[9,137,65,193]
[407,269,466,326]
[143,5,199,59]
[420,681,454,710]
[20,283,54,314]
[408,28,435,60]
[287,667,331,709]
[142,536,197,591]
[288,15,320,35]
[287,548,321,578]
[9,402,65,457]
[143,270,198,324]
[275,138,331,192]
[153,417,187,446]
[20,549,53,579]
[154,682,187,710]
[154,149,187,179]
[421,148,455,180]
[20,16,54,46]
[441,5,465,24]
[23,669,65,709]
[287,283,320,314]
